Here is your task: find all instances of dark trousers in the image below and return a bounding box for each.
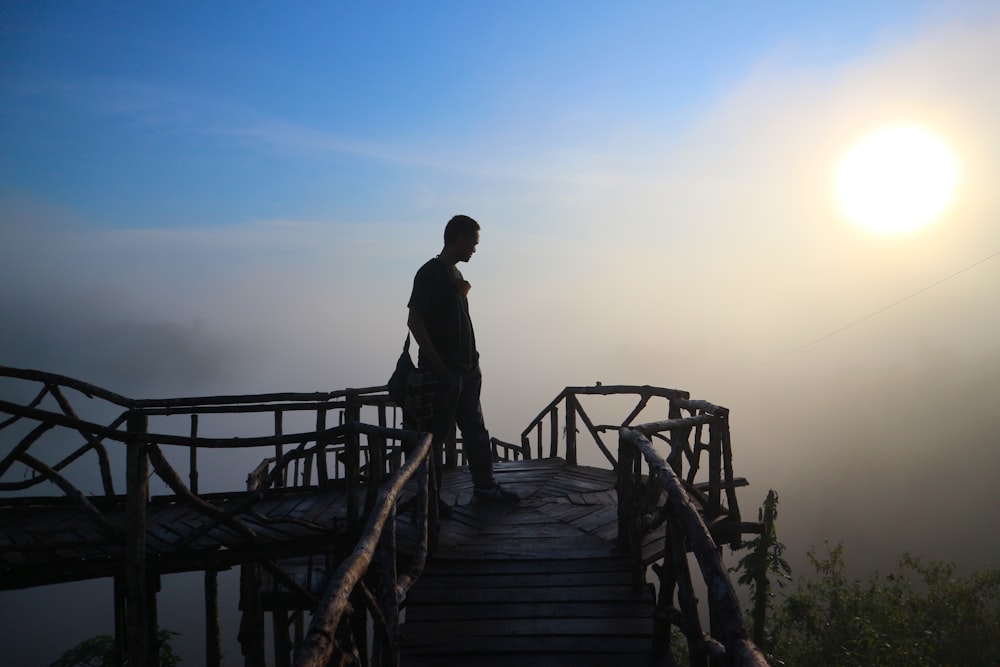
[430,365,495,489]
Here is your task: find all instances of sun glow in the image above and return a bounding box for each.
[835,125,959,234]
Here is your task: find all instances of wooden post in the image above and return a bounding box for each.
[345,398,361,531]
[205,568,222,667]
[722,424,740,523]
[275,410,285,488]
[549,406,559,459]
[125,411,152,667]
[565,394,577,465]
[350,589,369,665]
[316,408,328,489]
[669,515,706,666]
[374,504,400,666]
[366,427,386,516]
[189,414,199,494]
[239,463,266,667]
[672,426,690,479]
[273,608,292,667]
[709,421,722,518]
[651,555,677,659]
[239,561,266,667]
[615,431,633,550]
[147,574,160,663]
[113,575,126,667]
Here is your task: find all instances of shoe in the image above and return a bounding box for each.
[474,483,520,504]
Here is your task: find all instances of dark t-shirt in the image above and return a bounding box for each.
[407,257,478,373]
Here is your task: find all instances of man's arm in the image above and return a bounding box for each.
[407,306,450,379]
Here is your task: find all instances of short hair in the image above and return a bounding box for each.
[444,214,480,244]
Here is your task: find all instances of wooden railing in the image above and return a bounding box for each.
[0,365,432,667]
[3,367,766,665]
[519,383,767,664]
[520,384,690,465]
[293,431,434,667]
[619,417,767,666]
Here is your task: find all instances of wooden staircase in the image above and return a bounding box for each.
[398,459,662,666]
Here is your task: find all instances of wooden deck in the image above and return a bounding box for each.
[0,485,351,590]
[398,458,662,666]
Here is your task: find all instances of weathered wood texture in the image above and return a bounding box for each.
[292,433,435,667]
[399,458,662,666]
[0,485,354,589]
[3,369,765,666]
[620,427,768,667]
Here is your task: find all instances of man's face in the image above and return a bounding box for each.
[458,231,479,262]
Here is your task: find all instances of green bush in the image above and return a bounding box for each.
[49,629,181,667]
[768,543,1000,666]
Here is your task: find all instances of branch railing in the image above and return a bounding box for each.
[520,385,690,466]
[0,365,435,667]
[293,432,434,667]
[618,421,767,666]
[3,366,767,665]
[519,383,766,664]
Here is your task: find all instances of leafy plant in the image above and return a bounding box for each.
[769,543,1000,666]
[732,489,792,649]
[49,629,182,667]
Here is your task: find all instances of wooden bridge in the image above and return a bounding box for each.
[0,366,768,666]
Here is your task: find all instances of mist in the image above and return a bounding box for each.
[3,7,1000,665]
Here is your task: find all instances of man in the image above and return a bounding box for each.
[407,214,518,504]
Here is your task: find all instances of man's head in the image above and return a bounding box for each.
[444,215,480,244]
[443,214,480,263]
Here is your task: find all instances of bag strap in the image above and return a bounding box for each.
[403,333,411,353]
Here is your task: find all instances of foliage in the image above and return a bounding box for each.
[733,489,792,646]
[768,542,1000,666]
[49,629,182,667]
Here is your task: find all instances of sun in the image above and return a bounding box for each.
[835,125,959,234]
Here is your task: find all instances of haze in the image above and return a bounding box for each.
[2,3,999,664]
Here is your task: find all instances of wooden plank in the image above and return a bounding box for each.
[406,582,647,605]
[403,600,649,621]
[410,569,634,589]
[401,633,653,655]
[420,557,631,576]
[400,616,652,639]
[402,653,653,667]
[573,504,620,532]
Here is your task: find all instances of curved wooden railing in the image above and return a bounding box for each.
[0,365,434,667]
[619,420,767,666]
[2,367,766,666]
[520,384,690,465]
[520,383,767,665]
[293,431,433,667]
[520,386,746,528]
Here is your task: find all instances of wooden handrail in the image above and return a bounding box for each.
[619,427,767,666]
[519,384,691,465]
[294,432,434,667]
[4,367,761,665]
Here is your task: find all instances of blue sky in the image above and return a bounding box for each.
[1,2,955,230]
[3,2,1000,663]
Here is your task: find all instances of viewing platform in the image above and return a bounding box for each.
[0,367,769,666]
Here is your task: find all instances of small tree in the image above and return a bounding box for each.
[49,629,182,667]
[733,489,792,651]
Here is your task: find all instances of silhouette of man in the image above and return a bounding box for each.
[407,214,518,504]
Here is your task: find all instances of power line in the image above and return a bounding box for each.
[758,247,1000,367]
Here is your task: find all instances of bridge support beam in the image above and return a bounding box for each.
[239,560,267,667]
[124,411,157,666]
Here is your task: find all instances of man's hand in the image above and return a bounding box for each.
[407,307,451,379]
